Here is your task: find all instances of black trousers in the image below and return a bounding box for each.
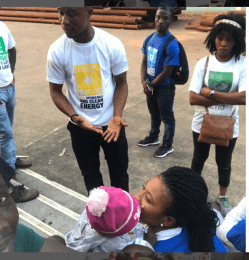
[67,122,129,194]
[191,131,237,188]
[0,156,15,184]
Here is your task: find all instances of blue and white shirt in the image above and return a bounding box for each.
[141,31,179,85]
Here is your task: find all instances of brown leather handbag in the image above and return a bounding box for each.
[197,56,235,147]
[198,107,235,147]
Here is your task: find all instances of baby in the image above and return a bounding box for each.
[65,186,153,252]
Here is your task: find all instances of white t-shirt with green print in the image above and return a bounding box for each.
[0,21,15,88]
[189,54,246,138]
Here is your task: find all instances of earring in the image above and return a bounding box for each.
[160,223,163,227]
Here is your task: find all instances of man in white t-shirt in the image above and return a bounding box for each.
[47,7,129,194]
[0,22,39,203]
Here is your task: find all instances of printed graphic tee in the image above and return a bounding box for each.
[189,54,246,138]
[0,22,15,88]
[47,27,128,126]
[141,31,179,85]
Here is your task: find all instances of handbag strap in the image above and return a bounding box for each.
[203,56,210,114]
[202,56,209,88]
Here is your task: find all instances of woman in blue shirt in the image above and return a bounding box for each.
[124,166,227,252]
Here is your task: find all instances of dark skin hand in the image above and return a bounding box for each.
[200,87,246,105]
[39,235,77,252]
[49,82,103,134]
[121,228,158,253]
[102,72,129,143]
[143,227,157,247]
[121,227,157,253]
[189,88,246,107]
[141,52,174,96]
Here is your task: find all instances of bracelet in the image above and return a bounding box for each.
[70,113,79,122]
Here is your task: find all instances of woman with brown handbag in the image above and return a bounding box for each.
[188,13,246,217]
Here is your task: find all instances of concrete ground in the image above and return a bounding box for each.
[5,10,246,213]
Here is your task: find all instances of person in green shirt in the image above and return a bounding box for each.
[0,173,76,252]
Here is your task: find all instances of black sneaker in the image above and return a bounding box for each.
[138,136,160,147]
[154,145,174,158]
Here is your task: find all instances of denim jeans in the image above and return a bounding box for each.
[0,84,17,170]
[146,83,175,146]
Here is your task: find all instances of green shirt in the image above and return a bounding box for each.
[14,223,45,252]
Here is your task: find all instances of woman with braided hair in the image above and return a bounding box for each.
[189,12,246,216]
[123,166,227,252]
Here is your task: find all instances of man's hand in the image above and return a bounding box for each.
[200,87,212,98]
[102,116,128,143]
[142,81,153,96]
[143,227,157,248]
[74,116,103,134]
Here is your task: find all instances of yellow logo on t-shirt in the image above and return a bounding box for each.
[74,63,102,99]
[74,63,104,110]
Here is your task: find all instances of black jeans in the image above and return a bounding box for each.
[147,83,175,147]
[67,122,129,194]
[191,131,237,188]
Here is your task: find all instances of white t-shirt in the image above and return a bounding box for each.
[47,27,128,127]
[0,21,15,88]
[189,54,246,138]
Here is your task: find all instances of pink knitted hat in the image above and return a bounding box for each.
[86,186,141,237]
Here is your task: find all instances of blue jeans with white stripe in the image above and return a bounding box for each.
[0,83,17,171]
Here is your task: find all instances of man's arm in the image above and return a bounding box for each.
[102,71,128,143]
[141,54,147,87]
[149,65,174,89]
[49,82,103,134]
[141,54,153,96]
[39,235,77,253]
[200,87,246,105]
[8,47,16,74]
[113,71,128,118]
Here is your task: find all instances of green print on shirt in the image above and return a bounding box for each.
[208,71,233,93]
[0,37,8,63]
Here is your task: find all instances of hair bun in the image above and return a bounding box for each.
[86,188,109,217]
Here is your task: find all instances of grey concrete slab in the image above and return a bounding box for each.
[19,218,50,238]
[15,169,86,215]
[16,197,78,235]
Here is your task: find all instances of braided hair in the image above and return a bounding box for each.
[160,166,218,252]
[204,12,245,61]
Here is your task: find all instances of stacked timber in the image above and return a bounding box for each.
[185,10,246,32]
[0,7,159,30]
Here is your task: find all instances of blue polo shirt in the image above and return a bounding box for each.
[141,31,179,85]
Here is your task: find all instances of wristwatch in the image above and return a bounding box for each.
[209,90,215,99]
